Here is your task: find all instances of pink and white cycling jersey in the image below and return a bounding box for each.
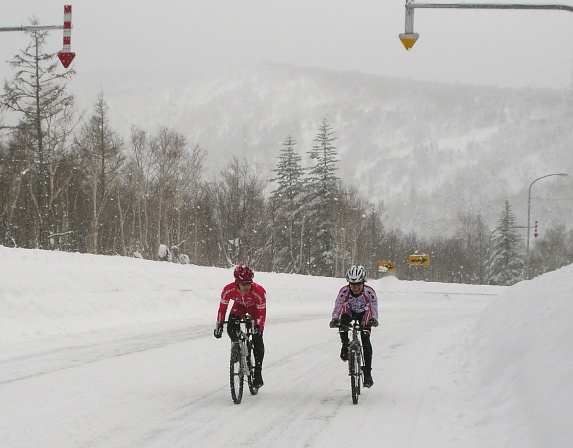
[331,284,379,324]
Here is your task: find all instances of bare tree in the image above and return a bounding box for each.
[74,92,124,253]
[0,24,76,248]
[529,225,573,278]
[125,126,153,257]
[215,157,267,267]
[455,212,491,283]
[148,127,190,252]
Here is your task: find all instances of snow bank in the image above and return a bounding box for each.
[472,264,573,447]
[0,247,340,343]
[0,246,503,344]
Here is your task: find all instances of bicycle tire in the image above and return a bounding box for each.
[230,343,244,404]
[246,339,259,395]
[349,349,359,404]
[357,349,362,396]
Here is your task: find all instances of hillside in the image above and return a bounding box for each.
[102,63,573,237]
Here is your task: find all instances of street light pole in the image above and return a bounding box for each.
[399,2,573,49]
[527,173,568,254]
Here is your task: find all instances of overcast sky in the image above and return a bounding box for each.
[2,0,573,109]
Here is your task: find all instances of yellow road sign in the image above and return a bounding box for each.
[408,254,430,266]
[378,260,396,272]
[399,33,419,50]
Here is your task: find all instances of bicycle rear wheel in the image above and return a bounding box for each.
[349,350,360,404]
[230,343,244,404]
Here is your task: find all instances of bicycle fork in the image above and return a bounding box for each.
[237,334,250,376]
[240,343,248,375]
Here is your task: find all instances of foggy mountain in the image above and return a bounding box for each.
[101,62,573,238]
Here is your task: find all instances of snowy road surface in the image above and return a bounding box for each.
[1,298,490,447]
[2,247,571,447]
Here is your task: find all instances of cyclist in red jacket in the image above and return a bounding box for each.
[330,265,379,388]
[214,262,267,388]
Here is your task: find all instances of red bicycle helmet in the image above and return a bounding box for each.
[234,262,254,283]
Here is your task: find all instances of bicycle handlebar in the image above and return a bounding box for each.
[331,320,371,332]
[222,318,253,325]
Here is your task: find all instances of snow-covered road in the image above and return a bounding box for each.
[1,298,490,447]
[2,247,571,447]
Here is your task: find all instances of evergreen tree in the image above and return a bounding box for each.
[486,199,526,285]
[305,119,340,276]
[268,135,306,272]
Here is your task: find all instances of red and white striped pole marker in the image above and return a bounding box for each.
[57,5,75,68]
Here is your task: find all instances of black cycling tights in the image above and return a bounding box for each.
[227,314,265,368]
[339,312,373,370]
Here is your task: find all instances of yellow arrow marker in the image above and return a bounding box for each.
[399,33,419,51]
[408,254,430,266]
[378,260,396,272]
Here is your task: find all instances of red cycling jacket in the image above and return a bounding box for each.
[217,282,267,332]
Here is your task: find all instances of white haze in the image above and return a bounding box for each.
[2,2,573,239]
[2,0,573,99]
[1,246,573,447]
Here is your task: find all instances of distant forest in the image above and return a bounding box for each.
[1,30,572,285]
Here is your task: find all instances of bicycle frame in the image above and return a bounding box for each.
[225,315,259,404]
[333,319,365,404]
[348,321,365,404]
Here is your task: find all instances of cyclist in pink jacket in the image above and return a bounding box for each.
[330,265,379,387]
[214,262,267,388]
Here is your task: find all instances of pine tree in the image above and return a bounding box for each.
[486,199,526,285]
[305,119,340,276]
[269,135,306,272]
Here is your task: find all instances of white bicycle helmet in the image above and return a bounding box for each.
[346,265,366,283]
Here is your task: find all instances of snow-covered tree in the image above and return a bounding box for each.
[304,119,340,276]
[268,135,306,273]
[486,199,526,285]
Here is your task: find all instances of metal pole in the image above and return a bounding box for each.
[526,173,568,254]
[400,2,573,49]
[0,25,65,32]
[406,3,573,13]
[405,0,416,34]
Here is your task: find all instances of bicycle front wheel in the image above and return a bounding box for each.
[230,343,244,404]
[246,339,259,395]
[349,350,360,404]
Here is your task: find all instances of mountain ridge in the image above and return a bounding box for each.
[103,63,573,238]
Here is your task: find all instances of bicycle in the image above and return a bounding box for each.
[335,319,366,404]
[224,315,259,404]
